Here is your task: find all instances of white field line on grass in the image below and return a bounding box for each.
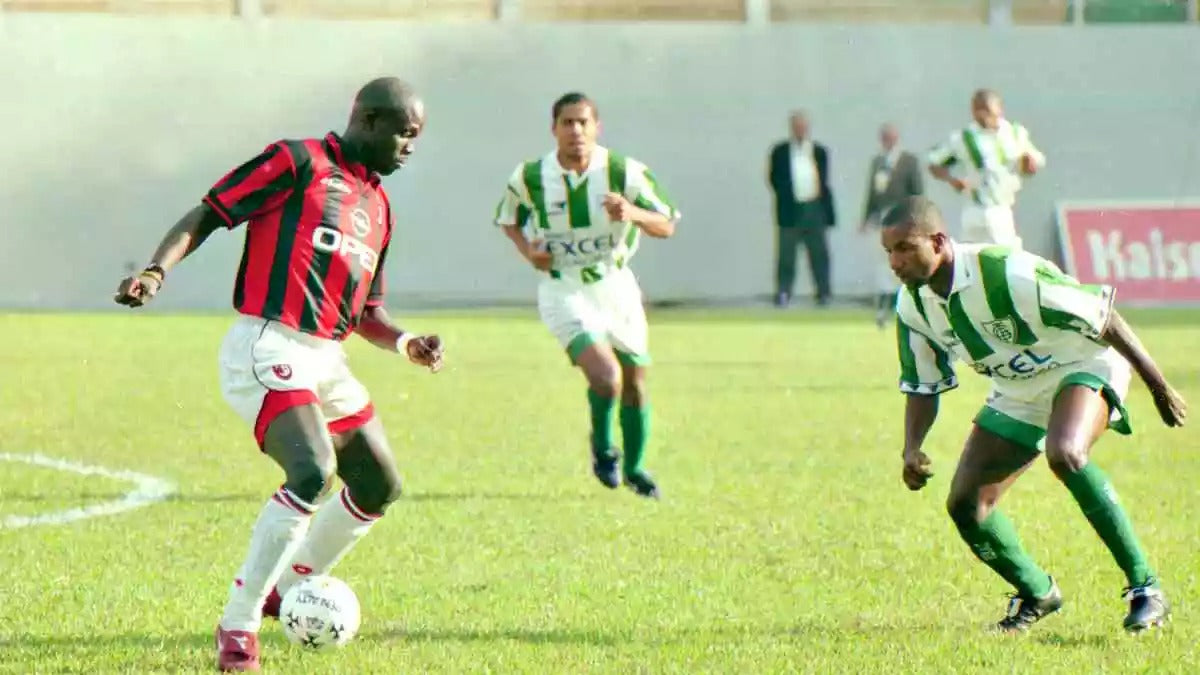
[0,452,177,529]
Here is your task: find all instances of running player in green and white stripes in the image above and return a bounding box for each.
[927,89,1044,249]
[881,196,1186,635]
[494,92,681,499]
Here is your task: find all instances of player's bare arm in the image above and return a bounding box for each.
[928,164,969,194]
[114,203,225,307]
[1018,134,1045,176]
[501,224,553,271]
[1100,310,1187,427]
[902,393,939,490]
[355,305,444,373]
[602,193,674,238]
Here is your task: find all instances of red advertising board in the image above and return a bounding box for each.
[1056,200,1200,306]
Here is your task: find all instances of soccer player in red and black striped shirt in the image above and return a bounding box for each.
[115,77,443,672]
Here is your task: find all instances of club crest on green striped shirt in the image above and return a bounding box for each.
[982,317,1017,344]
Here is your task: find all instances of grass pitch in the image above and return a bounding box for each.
[1,309,1197,674]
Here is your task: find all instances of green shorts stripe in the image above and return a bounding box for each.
[974,406,1046,453]
[1056,372,1132,436]
[975,371,1132,452]
[565,333,651,366]
[615,349,651,367]
[566,332,602,364]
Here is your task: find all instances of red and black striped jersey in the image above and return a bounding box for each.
[203,133,393,341]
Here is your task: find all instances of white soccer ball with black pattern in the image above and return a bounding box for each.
[279,575,361,649]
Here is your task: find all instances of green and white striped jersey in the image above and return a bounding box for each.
[493,146,679,282]
[927,120,1044,208]
[896,242,1115,396]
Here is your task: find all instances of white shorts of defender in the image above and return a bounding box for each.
[537,266,649,361]
[217,315,373,447]
[961,205,1022,249]
[978,349,1133,452]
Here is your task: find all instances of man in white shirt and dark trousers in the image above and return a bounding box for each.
[768,110,837,307]
[928,89,1045,249]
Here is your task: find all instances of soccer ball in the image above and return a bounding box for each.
[279,575,361,649]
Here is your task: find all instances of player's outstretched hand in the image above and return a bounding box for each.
[405,335,445,373]
[949,177,973,195]
[113,272,162,308]
[902,449,934,491]
[1149,381,1186,428]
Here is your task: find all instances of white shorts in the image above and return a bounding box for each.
[961,205,1022,249]
[217,315,374,448]
[975,349,1133,452]
[537,266,650,365]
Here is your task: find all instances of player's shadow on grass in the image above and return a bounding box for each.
[2,491,132,502]
[164,493,264,504]
[161,491,581,505]
[0,631,217,656]
[367,624,802,647]
[1034,632,1111,648]
[368,626,626,646]
[776,620,947,639]
[404,491,589,503]
[779,622,1114,648]
[1,631,215,646]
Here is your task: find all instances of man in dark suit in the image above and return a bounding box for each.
[768,110,836,307]
[860,123,924,326]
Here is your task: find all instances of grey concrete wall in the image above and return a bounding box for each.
[1,15,1197,310]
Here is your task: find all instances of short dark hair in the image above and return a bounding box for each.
[882,196,945,234]
[552,92,597,123]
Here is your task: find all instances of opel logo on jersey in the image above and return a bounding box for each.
[350,208,371,238]
[312,225,379,273]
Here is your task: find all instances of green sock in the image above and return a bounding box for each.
[619,404,650,476]
[1061,462,1154,586]
[955,510,1053,598]
[587,388,616,457]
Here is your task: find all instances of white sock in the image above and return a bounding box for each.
[219,486,316,632]
[276,486,379,595]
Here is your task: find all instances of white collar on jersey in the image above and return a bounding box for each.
[549,145,610,178]
[968,118,1011,137]
[921,239,975,301]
